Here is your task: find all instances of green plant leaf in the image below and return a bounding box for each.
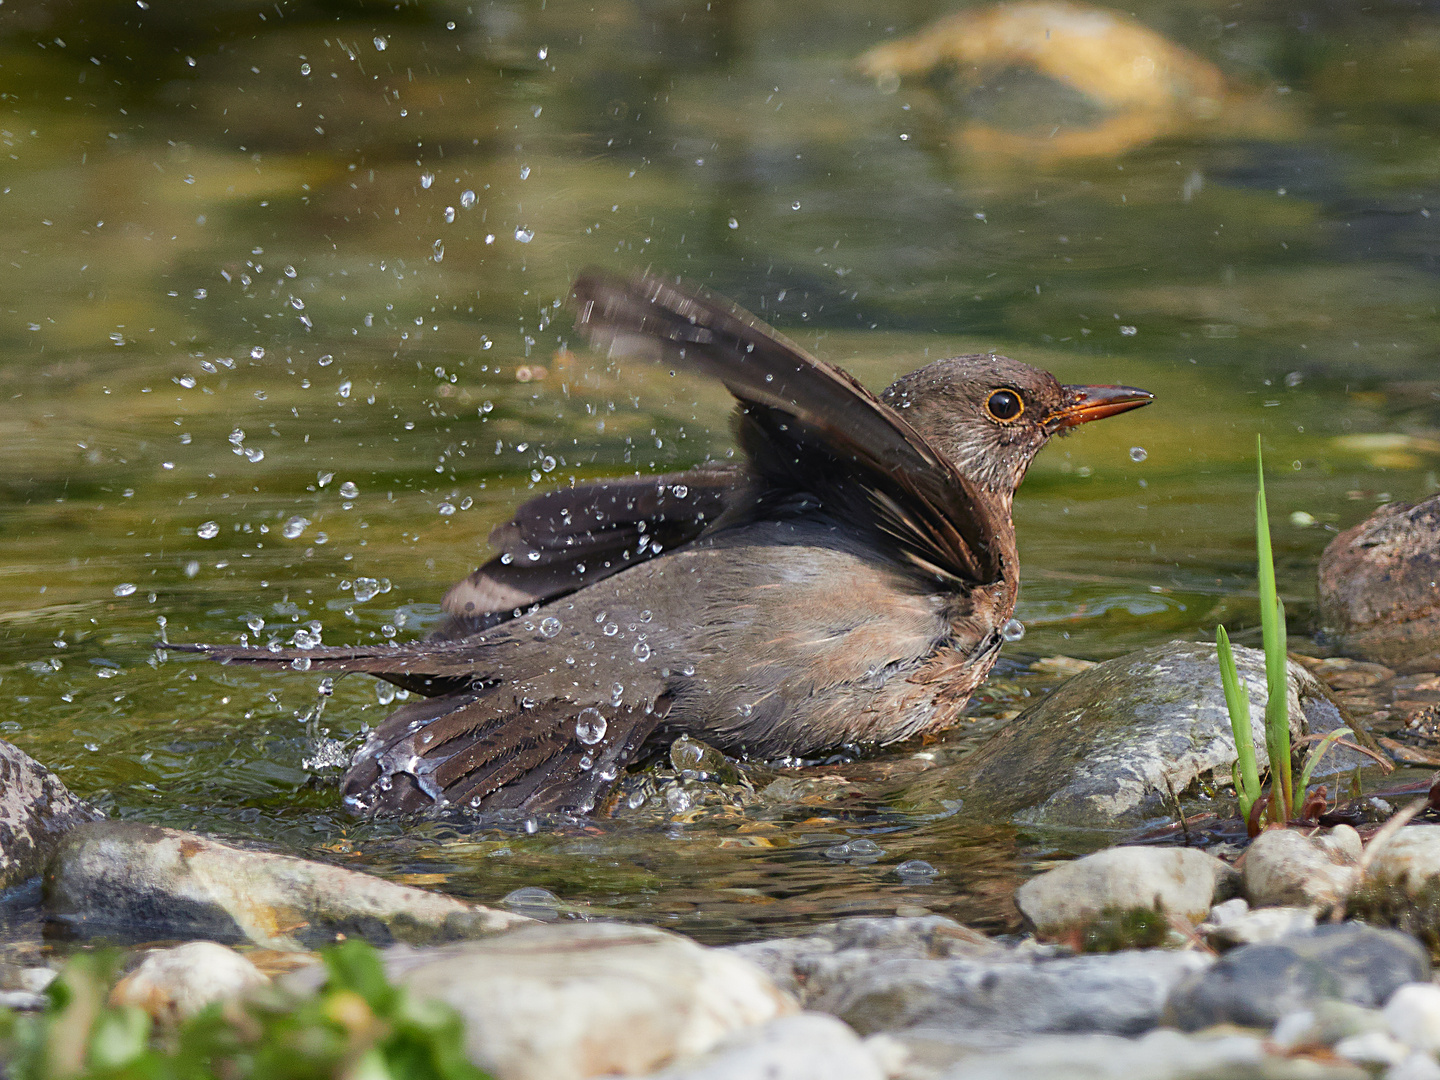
[1217,624,1259,819]
[1296,727,1353,803]
[1255,436,1292,824]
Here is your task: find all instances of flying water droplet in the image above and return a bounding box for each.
[432,240,444,261]
[632,642,651,661]
[113,583,137,597]
[727,217,738,229]
[460,189,476,208]
[353,577,380,602]
[514,226,534,243]
[197,521,219,539]
[1001,618,1026,642]
[373,35,388,51]
[539,616,562,638]
[339,481,359,498]
[282,516,309,539]
[246,615,265,633]
[438,502,456,516]
[1129,446,1148,462]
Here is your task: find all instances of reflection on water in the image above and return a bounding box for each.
[0,0,1439,943]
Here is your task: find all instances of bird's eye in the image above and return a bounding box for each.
[986,388,1024,422]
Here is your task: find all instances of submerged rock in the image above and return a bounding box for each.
[1318,493,1440,670]
[110,941,269,1022]
[382,921,795,1080]
[1244,825,1362,912]
[0,738,103,890]
[44,821,528,950]
[1163,923,1430,1031]
[911,640,1370,831]
[1015,847,1236,941]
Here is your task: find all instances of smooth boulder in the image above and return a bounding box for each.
[0,738,103,890]
[1163,923,1430,1031]
[1244,826,1362,912]
[634,1013,883,1080]
[1015,847,1236,939]
[383,921,795,1080]
[1318,493,1440,670]
[909,640,1370,830]
[44,821,528,949]
[110,942,269,1022]
[1347,824,1440,948]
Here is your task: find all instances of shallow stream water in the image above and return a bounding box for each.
[1,0,1439,944]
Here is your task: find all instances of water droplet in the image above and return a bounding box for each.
[825,837,885,861]
[353,577,380,602]
[896,859,939,880]
[432,240,444,261]
[338,380,352,398]
[282,515,309,539]
[603,622,619,637]
[727,217,738,229]
[246,615,265,633]
[575,707,607,744]
[300,62,311,75]
[611,682,624,705]
[541,455,556,472]
[1120,325,1137,336]
[197,521,219,539]
[438,501,456,516]
[632,642,651,661]
[444,206,455,223]
[515,226,534,243]
[791,201,801,210]
[519,165,530,180]
[113,582,137,597]
[1129,446,1147,463]
[339,481,359,498]
[1001,618,1026,642]
[539,616,562,638]
[671,485,688,498]
[290,657,312,671]
[460,189,476,208]
[665,786,692,813]
[537,46,548,60]
[373,35,388,51]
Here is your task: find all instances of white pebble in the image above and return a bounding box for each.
[1335,1031,1410,1067]
[1387,984,1440,1053]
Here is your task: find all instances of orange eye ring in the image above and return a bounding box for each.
[986,388,1024,422]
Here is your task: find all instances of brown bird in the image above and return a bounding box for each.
[181,270,1152,816]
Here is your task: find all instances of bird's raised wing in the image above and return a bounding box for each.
[432,466,739,639]
[571,270,1005,586]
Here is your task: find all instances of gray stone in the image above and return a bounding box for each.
[1163,923,1431,1031]
[0,739,103,890]
[932,1029,1351,1080]
[726,916,1008,1003]
[1318,493,1440,670]
[1198,899,1317,950]
[384,922,795,1080]
[1244,826,1362,911]
[110,941,269,1022]
[905,641,1370,830]
[43,821,528,950]
[810,947,1210,1039]
[1346,825,1440,946]
[634,1013,883,1080]
[1015,847,1236,937]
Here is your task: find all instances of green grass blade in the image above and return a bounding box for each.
[1254,436,1292,822]
[1296,727,1353,801]
[1217,624,1259,818]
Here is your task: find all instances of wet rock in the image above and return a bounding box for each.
[1244,826,1362,911]
[1015,847,1236,940]
[1163,923,1430,1031]
[1384,983,1440,1054]
[910,640,1369,830]
[383,921,795,1080]
[0,738,103,890]
[44,821,528,950]
[635,1013,882,1080]
[1198,898,1317,950]
[1318,493,1440,670]
[110,941,269,1022]
[1346,824,1440,950]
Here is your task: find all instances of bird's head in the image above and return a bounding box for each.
[881,354,1152,501]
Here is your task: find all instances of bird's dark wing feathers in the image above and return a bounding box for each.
[341,690,669,815]
[571,269,1003,585]
[431,466,739,639]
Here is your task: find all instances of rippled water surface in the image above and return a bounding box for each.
[1,0,1439,943]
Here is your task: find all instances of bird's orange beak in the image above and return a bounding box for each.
[1050,384,1154,429]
